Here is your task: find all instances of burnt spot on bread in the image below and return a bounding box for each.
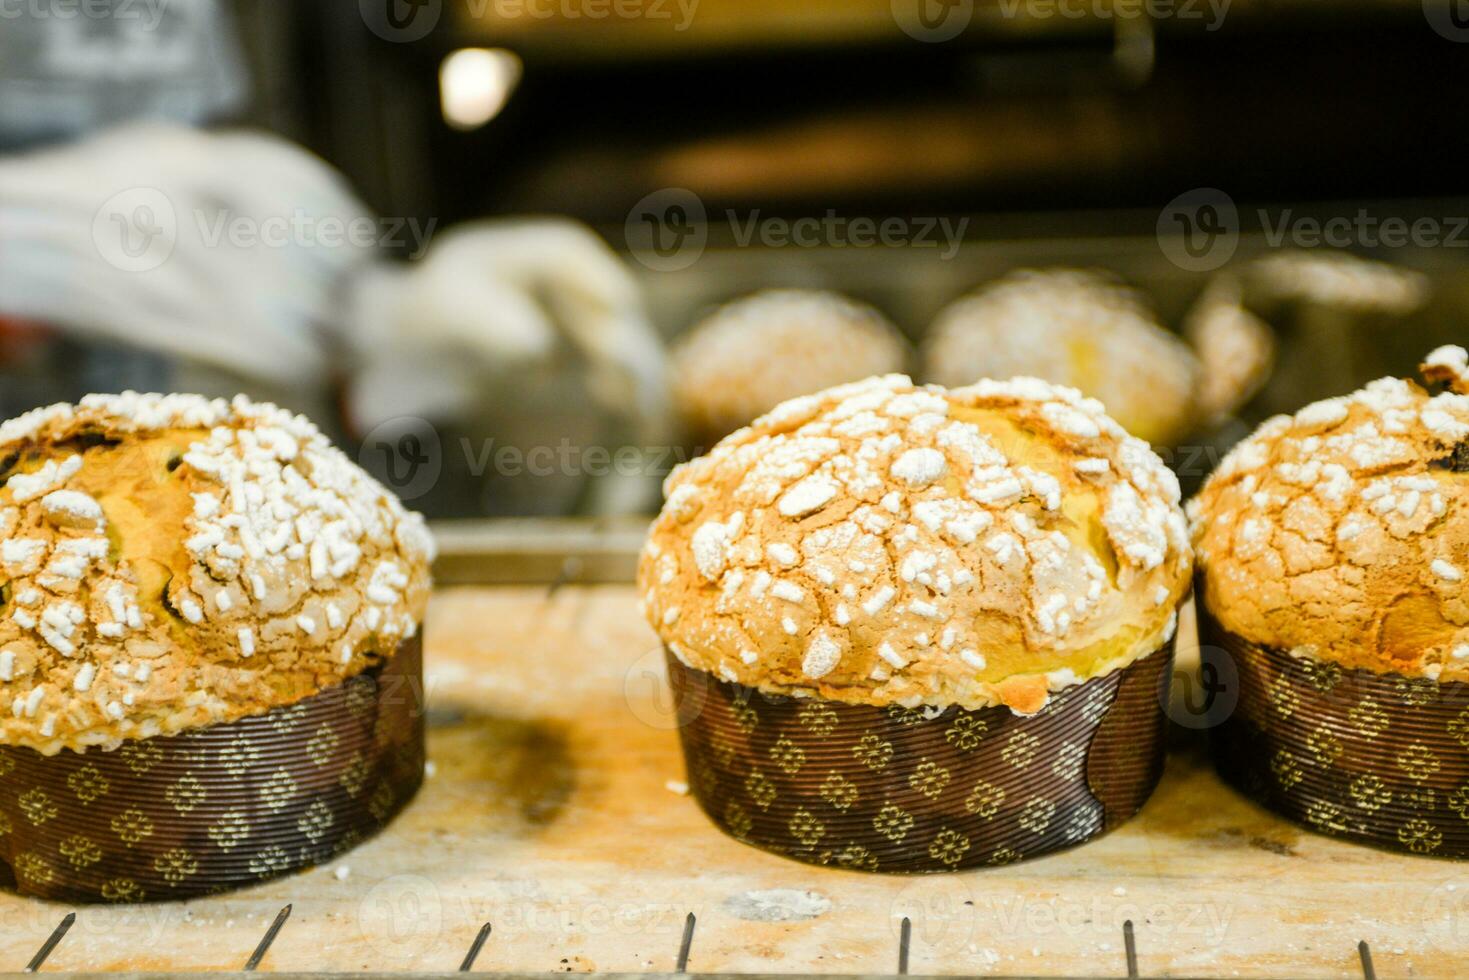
[1430,439,1469,474]
[158,577,187,624]
[0,451,19,489]
[64,429,122,452]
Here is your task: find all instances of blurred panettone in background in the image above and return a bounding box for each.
[1233,250,1431,417]
[1245,250,1430,314]
[922,268,1269,447]
[670,289,909,447]
[1181,274,1278,429]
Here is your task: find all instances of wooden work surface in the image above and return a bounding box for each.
[1,585,1466,978]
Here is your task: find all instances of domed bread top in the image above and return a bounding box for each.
[1189,347,1469,681]
[670,289,908,444]
[639,374,1192,715]
[1246,250,1430,315]
[0,393,434,754]
[922,269,1200,445]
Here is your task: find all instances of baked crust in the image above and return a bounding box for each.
[671,290,909,444]
[922,269,1201,445]
[1246,250,1429,314]
[1189,347,1469,680]
[639,375,1192,713]
[0,393,433,754]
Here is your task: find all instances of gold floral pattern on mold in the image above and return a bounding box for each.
[0,638,424,903]
[1211,622,1469,860]
[667,643,1172,872]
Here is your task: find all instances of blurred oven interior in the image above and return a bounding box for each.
[2,0,1466,518]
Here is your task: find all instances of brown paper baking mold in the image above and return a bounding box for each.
[1204,613,1469,859]
[0,636,424,903]
[666,638,1174,873]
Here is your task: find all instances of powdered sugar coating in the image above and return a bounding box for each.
[921,269,1201,445]
[1190,353,1469,680]
[640,375,1191,713]
[0,392,433,754]
[1247,250,1429,315]
[670,290,909,444]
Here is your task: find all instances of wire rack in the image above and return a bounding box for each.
[11,905,1385,978]
[0,528,1452,978]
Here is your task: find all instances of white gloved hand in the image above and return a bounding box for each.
[0,121,377,388]
[346,217,671,446]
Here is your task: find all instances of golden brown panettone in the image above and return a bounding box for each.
[670,290,909,445]
[1189,347,1469,680]
[0,393,434,754]
[1247,250,1430,315]
[639,374,1192,715]
[921,269,1202,446]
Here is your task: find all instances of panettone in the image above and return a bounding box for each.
[670,290,909,445]
[1189,346,1469,681]
[921,269,1202,445]
[1189,347,1469,859]
[0,392,433,754]
[640,374,1192,716]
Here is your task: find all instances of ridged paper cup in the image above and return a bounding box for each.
[0,636,424,903]
[666,636,1175,873]
[1202,611,1469,859]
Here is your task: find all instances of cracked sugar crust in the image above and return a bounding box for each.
[0,393,434,754]
[670,289,909,445]
[639,374,1192,714]
[921,269,1202,446]
[1189,348,1469,681]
